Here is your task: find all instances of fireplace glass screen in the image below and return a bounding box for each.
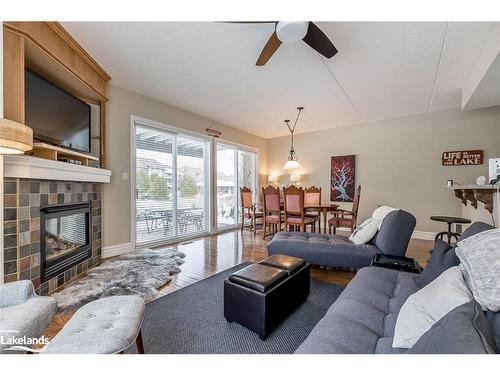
[40,202,92,282]
[45,211,88,262]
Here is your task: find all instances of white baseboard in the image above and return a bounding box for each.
[412,231,437,241]
[340,227,436,241]
[102,242,133,258]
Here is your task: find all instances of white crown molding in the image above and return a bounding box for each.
[102,242,133,259]
[4,155,111,183]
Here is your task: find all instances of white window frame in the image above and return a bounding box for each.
[130,116,259,248]
[130,116,212,249]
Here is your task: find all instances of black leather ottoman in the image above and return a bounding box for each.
[224,255,310,339]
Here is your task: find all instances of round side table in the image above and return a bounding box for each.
[430,216,472,244]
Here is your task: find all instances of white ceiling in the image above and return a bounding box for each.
[62,22,496,138]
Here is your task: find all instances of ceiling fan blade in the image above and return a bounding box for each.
[302,22,338,59]
[256,31,282,66]
[217,21,275,24]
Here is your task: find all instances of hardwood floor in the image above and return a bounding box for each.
[40,228,433,348]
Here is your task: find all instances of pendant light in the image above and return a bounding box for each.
[282,106,303,171]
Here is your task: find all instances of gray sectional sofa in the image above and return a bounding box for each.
[268,209,416,269]
[294,222,499,354]
[296,266,416,353]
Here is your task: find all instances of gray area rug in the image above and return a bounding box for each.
[126,262,344,354]
[53,248,185,312]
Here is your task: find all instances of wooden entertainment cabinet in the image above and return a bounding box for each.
[3,22,111,167]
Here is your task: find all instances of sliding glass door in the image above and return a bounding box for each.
[134,122,209,246]
[216,142,257,229]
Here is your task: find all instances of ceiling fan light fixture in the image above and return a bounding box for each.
[276,22,309,44]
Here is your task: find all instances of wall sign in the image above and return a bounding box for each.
[442,150,484,166]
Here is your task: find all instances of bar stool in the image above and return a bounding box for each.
[430,216,472,244]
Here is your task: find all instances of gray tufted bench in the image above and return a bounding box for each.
[42,295,145,354]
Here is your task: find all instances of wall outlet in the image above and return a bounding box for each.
[122,172,128,181]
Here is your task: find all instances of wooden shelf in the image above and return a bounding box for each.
[452,185,498,214]
[27,142,98,166]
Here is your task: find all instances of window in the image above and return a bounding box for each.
[134,122,209,246]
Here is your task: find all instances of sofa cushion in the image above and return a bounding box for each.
[393,266,473,349]
[267,231,379,269]
[418,239,457,288]
[295,267,419,354]
[458,222,495,242]
[370,209,416,256]
[408,301,498,354]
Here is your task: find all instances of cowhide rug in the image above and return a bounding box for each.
[52,248,185,312]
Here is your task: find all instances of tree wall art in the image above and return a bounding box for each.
[330,155,356,202]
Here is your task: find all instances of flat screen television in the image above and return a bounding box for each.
[25,69,91,153]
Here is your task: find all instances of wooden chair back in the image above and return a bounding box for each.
[262,185,281,216]
[304,186,321,207]
[283,185,304,219]
[240,186,253,209]
[352,185,362,219]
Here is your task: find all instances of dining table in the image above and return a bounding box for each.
[255,202,339,235]
[304,204,339,234]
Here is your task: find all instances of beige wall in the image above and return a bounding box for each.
[267,107,500,233]
[103,85,268,248]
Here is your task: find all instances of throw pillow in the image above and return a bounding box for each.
[458,222,495,242]
[392,266,473,349]
[371,205,397,229]
[417,239,458,288]
[455,229,500,311]
[407,301,498,354]
[349,217,381,244]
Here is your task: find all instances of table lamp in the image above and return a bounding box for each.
[290,174,301,183]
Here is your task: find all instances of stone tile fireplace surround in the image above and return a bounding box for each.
[3,178,102,295]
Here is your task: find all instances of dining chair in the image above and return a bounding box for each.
[262,185,282,239]
[283,185,315,232]
[328,185,362,234]
[240,186,263,235]
[304,186,322,233]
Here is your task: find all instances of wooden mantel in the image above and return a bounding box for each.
[3,21,111,167]
[452,185,498,214]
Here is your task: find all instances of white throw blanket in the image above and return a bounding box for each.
[455,228,500,311]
